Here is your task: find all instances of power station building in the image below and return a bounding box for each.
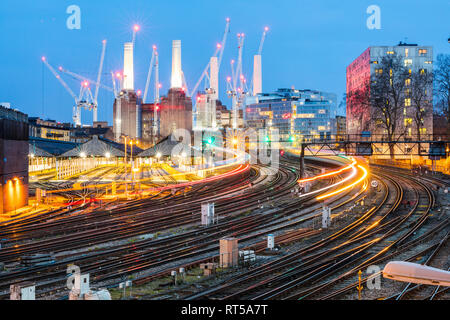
[0,104,29,216]
[158,40,192,138]
[113,42,141,142]
[113,90,141,141]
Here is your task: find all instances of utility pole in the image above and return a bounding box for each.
[299,143,305,179]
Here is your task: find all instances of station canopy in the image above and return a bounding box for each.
[138,134,197,157]
[29,137,80,156]
[60,135,124,158]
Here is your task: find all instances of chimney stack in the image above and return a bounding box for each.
[171,40,183,89]
[123,42,134,90]
[210,56,218,100]
[253,55,262,96]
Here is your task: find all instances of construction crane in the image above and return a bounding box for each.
[56,40,112,123]
[143,45,157,103]
[132,24,140,48]
[42,57,96,126]
[189,18,230,98]
[190,18,230,129]
[142,44,160,142]
[153,50,160,142]
[93,39,107,122]
[257,26,269,55]
[251,26,269,96]
[226,33,246,129]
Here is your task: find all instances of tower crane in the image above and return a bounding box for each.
[226,33,247,129]
[257,26,269,55]
[143,45,157,103]
[153,50,160,141]
[142,44,160,142]
[190,18,230,129]
[42,57,95,126]
[93,39,107,122]
[189,18,230,98]
[251,26,269,96]
[55,40,112,123]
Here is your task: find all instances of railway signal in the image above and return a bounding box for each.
[357,270,363,300]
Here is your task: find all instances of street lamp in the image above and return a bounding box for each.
[383,261,450,286]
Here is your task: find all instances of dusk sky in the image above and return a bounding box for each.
[0,0,449,124]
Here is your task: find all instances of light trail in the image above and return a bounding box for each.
[316,165,368,201]
[297,165,358,199]
[142,164,250,193]
[297,158,357,183]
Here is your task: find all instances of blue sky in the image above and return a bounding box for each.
[0,0,448,124]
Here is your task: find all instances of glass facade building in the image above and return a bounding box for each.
[244,89,337,142]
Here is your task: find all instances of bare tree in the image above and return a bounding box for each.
[347,54,409,159]
[434,54,450,133]
[410,69,433,155]
[371,54,410,158]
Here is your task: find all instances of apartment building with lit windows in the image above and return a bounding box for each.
[346,42,433,141]
[244,88,337,142]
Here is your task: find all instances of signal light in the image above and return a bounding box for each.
[264,135,270,142]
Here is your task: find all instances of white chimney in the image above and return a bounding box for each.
[210,56,218,100]
[123,42,134,90]
[253,54,262,96]
[171,40,183,88]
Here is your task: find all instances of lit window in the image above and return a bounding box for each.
[418,49,427,56]
[405,98,411,106]
[375,68,383,75]
[386,51,394,55]
[404,59,412,66]
[420,69,426,75]
[318,109,326,114]
[420,128,427,134]
[404,118,412,126]
[424,61,432,64]
[405,48,409,57]
[405,78,411,86]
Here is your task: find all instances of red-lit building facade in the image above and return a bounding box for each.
[346,48,371,137]
[346,44,434,140]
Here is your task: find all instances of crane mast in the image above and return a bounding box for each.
[93,39,107,122]
[153,50,160,142]
[143,46,156,103]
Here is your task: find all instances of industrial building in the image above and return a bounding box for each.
[245,88,337,141]
[113,42,141,142]
[0,105,29,216]
[346,42,434,140]
[29,118,114,143]
[159,40,193,138]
